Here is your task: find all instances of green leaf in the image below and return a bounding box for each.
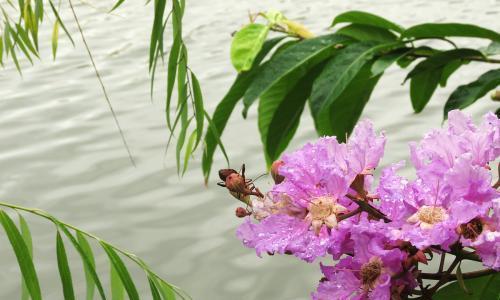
[14,24,38,57]
[76,232,96,300]
[261,64,324,163]
[0,210,41,300]
[56,231,76,300]
[175,113,191,175]
[439,59,464,87]
[9,26,33,64]
[456,264,471,295]
[482,41,500,56]
[314,60,382,139]
[182,130,197,175]
[110,262,125,300]
[309,41,399,121]
[405,49,483,81]
[19,214,33,300]
[0,35,4,66]
[101,242,139,300]
[52,21,59,60]
[148,277,162,300]
[444,68,500,117]
[190,72,204,149]
[201,37,284,182]
[371,48,411,76]
[243,34,351,117]
[410,68,443,113]
[49,0,75,46]
[166,34,181,130]
[60,226,106,300]
[149,0,167,70]
[331,10,404,33]
[434,273,500,300]
[110,0,126,12]
[401,23,500,41]
[231,23,270,72]
[336,24,398,43]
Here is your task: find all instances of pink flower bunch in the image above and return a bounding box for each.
[221,110,499,300]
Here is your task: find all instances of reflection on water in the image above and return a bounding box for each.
[0,0,498,299]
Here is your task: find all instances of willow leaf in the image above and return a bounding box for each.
[19,214,33,300]
[49,0,75,46]
[110,0,126,12]
[110,262,125,300]
[0,210,41,300]
[149,0,167,70]
[101,242,139,300]
[77,231,96,300]
[166,34,181,130]
[9,26,34,64]
[14,24,38,57]
[434,273,500,300]
[182,130,197,175]
[52,21,59,60]
[56,231,76,300]
[190,72,204,149]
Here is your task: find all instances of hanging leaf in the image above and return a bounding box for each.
[76,232,97,300]
[48,0,75,46]
[434,273,500,300]
[401,23,500,41]
[19,214,33,300]
[0,210,41,300]
[52,21,60,60]
[410,68,443,113]
[444,68,500,117]
[56,231,76,300]
[190,72,204,149]
[230,23,270,72]
[331,10,404,33]
[110,262,125,300]
[243,34,352,117]
[336,24,398,43]
[439,59,464,87]
[371,48,411,76]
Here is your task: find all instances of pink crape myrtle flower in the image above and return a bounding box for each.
[237,120,386,262]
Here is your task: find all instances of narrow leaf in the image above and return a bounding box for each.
[52,21,60,60]
[166,34,181,130]
[56,231,76,300]
[230,23,270,72]
[331,10,404,33]
[0,210,41,300]
[190,72,204,149]
[19,214,33,300]
[110,262,125,300]
[401,23,500,41]
[456,264,471,295]
[110,0,126,12]
[100,242,139,300]
[444,68,500,117]
[182,130,197,175]
[77,232,96,300]
[49,0,75,46]
[148,277,162,300]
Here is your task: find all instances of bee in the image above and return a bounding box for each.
[217,164,264,205]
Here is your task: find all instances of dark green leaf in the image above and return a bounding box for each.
[310,41,399,120]
[56,231,76,300]
[166,34,181,130]
[336,24,398,43]
[230,23,270,72]
[405,49,483,81]
[314,61,382,138]
[401,23,500,41]
[434,273,500,300]
[190,72,204,149]
[110,262,125,300]
[201,37,285,182]
[331,10,404,33]
[410,67,442,113]
[100,242,139,300]
[444,68,500,117]
[110,0,126,12]
[76,232,97,300]
[149,0,167,70]
[371,48,411,76]
[19,214,32,300]
[439,59,464,87]
[243,34,351,117]
[0,210,41,300]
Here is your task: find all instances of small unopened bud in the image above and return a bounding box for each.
[491,90,500,101]
[271,160,285,184]
[235,207,250,218]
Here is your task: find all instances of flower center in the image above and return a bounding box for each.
[417,206,447,224]
[306,196,347,233]
[360,257,383,290]
[459,218,483,240]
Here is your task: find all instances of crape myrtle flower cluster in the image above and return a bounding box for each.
[218,110,499,300]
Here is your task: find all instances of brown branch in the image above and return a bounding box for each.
[420,268,497,280]
[337,207,362,221]
[346,194,391,222]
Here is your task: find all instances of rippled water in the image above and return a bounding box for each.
[0,0,499,299]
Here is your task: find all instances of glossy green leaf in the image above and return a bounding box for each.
[110,262,125,300]
[243,34,351,117]
[331,10,404,33]
[19,214,32,300]
[410,67,442,113]
[56,231,76,300]
[371,48,411,76]
[201,37,284,182]
[434,273,500,300]
[101,242,139,300]
[314,61,382,138]
[401,23,500,41]
[52,21,59,60]
[310,41,399,121]
[405,49,483,81]
[439,59,464,87]
[336,24,398,43]
[444,68,500,117]
[0,210,41,300]
[231,23,270,72]
[76,232,97,300]
[190,72,204,149]
[261,64,324,163]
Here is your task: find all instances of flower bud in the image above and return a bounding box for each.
[271,160,285,184]
[235,207,250,218]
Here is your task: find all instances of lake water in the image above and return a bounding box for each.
[0,0,499,299]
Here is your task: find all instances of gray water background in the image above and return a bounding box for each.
[0,0,499,299]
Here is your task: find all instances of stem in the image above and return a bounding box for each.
[411,53,500,64]
[426,256,461,296]
[420,268,497,280]
[346,194,391,222]
[337,207,362,221]
[438,253,446,273]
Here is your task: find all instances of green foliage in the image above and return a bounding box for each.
[0,202,188,300]
[231,24,270,72]
[434,273,500,300]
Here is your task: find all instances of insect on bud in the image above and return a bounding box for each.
[271,160,285,184]
[219,168,237,181]
[235,207,250,218]
[226,173,246,193]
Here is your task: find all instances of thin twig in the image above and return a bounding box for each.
[420,268,497,280]
[68,0,136,167]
